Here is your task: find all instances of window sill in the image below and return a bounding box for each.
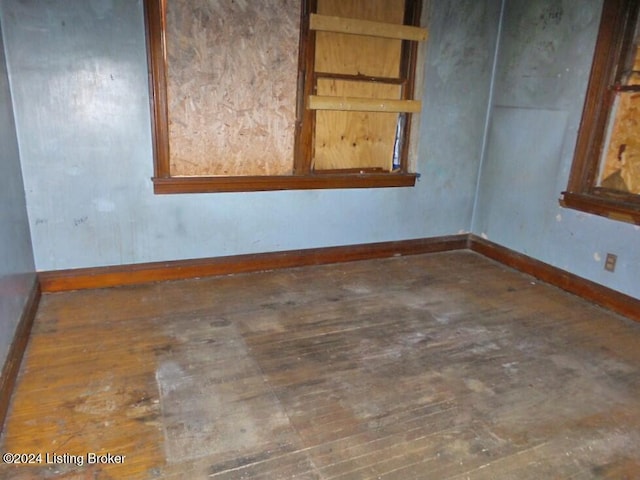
[560,191,640,225]
[152,172,418,194]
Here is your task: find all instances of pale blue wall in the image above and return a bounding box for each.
[474,0,640,299]
[0,0,499,271]
[473,0,640,298]
[0,20,36,366]
[1,0,637,301]
[420,0,502,231]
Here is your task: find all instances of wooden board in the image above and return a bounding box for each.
[310,14,427,41]
[315,0,405,77]
[309,95,421,113]
[314,79,401,170]
[165,0,299,176]
[312,0,408,171]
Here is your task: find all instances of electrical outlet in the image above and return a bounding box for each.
[605,253,617,272]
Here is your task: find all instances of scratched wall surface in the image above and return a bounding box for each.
[0,0,499,271]
[474,0,640,299]
[0,20,36,367]
[165,0,299,176]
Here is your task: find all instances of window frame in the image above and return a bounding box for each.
[143,0,423,194]
[561,0,640,225]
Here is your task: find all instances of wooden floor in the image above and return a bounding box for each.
[2,251,640,479]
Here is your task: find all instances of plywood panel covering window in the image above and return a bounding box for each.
[561,0,640,224]
[144,0,426,193]
[165,1,299,177]
[313,80,402,171]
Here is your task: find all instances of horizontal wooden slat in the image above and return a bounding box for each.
[309,95,421,113]
[314,72,407,85]
[310,13,427,41]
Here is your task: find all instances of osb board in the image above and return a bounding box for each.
[165,0,299,176]
[314,79,401,171]
[315,0,405,77]
[598,47,640,194]
[598,92,640,194]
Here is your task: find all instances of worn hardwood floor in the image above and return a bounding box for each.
[1,251,640,479]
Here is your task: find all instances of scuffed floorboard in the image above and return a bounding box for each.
[2,251,640,479]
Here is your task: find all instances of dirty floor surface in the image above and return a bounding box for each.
[2,251,640,479]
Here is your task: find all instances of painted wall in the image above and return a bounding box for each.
[5,0,634,302]
[474,0,640,299]
[0,20,36,367]
[0,0,499,272]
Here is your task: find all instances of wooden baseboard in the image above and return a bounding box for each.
[39,235,469,292]
[0,278,40,432]
[37,233,639,323]
[469,235,640,323]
